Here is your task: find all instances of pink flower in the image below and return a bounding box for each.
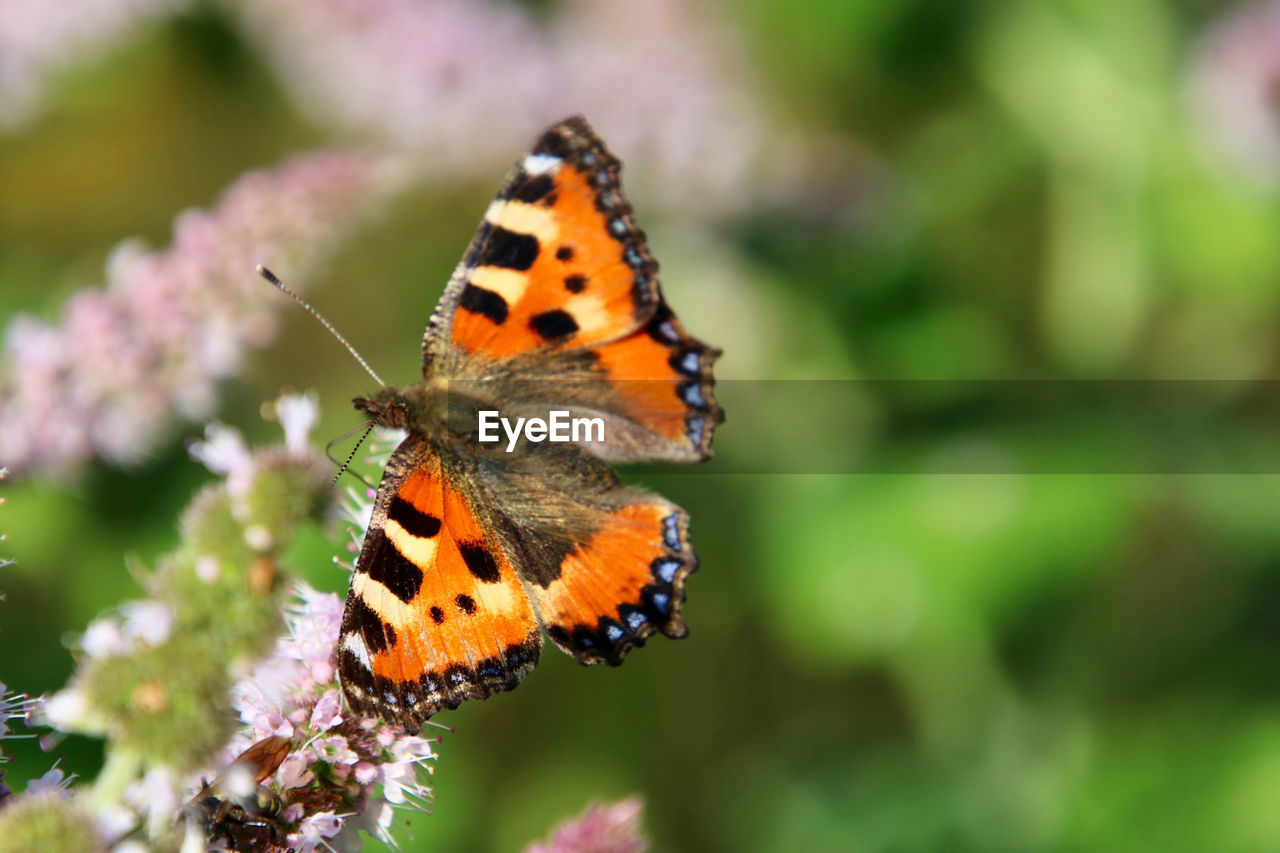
[308,691,344,732]
[277,754,315,790]
[527,798,648,853]
[315,735,358,766]
[0,150,395,476]
[233,0,764,215]
[0,0,184,128]
[550,0,762,215]
[236,0,557,174]
[25,765,72,797]
[287,811,342,853]
[218,582,437,847]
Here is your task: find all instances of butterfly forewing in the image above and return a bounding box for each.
[338,436,540,732]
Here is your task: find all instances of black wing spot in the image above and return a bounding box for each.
[530,309,579,340]
[512,174,554,204]
[546,624,571,647]
[480,227,539,271]
[348,597,396,653]
[459,284,509,324]
[455,594,477,614]
[556,246,575,262]
[564,275,587,293]
[388,496,442,539]
[339,648,375,691]
[364,533,425,602]
[458,542,501,583]
[535,128,574,159]
[429,606,445,624]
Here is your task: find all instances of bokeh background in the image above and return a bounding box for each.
[6,0,1280,850]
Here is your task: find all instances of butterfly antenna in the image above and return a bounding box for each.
[329,423,376,489]
[257,265,386,387]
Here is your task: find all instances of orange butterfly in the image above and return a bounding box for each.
[336,116,722,732]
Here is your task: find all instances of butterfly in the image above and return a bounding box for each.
[336,115,722,732]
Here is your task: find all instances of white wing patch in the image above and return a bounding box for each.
[523,153,562,176]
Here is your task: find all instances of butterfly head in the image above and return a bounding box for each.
[353,378,475,438]
[353,386,409,430]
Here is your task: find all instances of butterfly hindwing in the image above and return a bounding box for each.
[338,435,541,732]
[529,496,696,666]
[465,443,698,667]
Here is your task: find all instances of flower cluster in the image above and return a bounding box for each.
[0,682,38,807]
[197,583,438,852]
[2,392,660,852]
[0,0,185,129]
[0,150,395,477]
[173,418,437,849]
[234,0,764,216]
[3,394,331,851]
[525,797,648,853]
[0,0,783,478]
[0,466,10,576]
[3,1,770,215]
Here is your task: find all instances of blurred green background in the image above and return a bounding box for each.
[7,0,1280,850]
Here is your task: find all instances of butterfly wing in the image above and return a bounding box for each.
[465,442,699,667]
[338,435,542,732]
[423,115,722,462]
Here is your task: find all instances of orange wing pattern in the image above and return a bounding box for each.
[338,436,541,732]
[426,116,659,365]
[423,115,722,462]
[524,497,697,667]
[342,116,718,729]
[585,299,722,460]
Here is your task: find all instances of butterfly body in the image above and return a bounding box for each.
[337,116,722,732]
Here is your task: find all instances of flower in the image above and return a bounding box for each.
[0,466,10,572]
[526,798,648,853]
[38,687,93,733]
[235,0,558,175]
[119,602,174,648]
[276,392,320,455]
[123,766,178,840]
[287,811,341,853]
[188,423,254,486]
[233,0,765,215]
[0,151,395,476]
[216,582,438,849]
[25,764,73,797]
[81,618,130,660]
[0,0,185,129]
